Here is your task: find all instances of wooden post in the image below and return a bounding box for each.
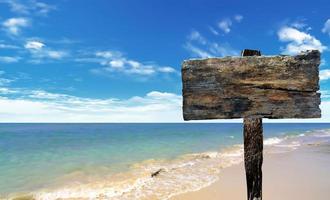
[182,49,321,199]
[242,49,263,200]
[243,118,263,200]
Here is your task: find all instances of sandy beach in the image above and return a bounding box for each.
[172,143,330,200]
[2,125,330,200]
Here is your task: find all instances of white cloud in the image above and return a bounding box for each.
[27,50,68,63]
[0,56,20,63]
[109,60,124,68]
[209,26,219,36]
[87,51,177,76]
[188,31,207,44]
[0,88,182,122]
[0,87,329,122]
[2,17,29,36]
[31,0,56,15]
[0,42,19,49]
[277,26,327,55]
[24,40,68,61]
[0,0,56,15]
[0,72,14,86]
[158,66,176,73]
[218,19,232,33]
[0,87,18,94]
[0,0,29,14]
[46,50,67,59]
[217,15,243,34]
[95,51,118,59]
[320,69,330,81]
[320,101,330,122]
[185,31,239,58]
[321,90,330,99]
[24,40,45,50]
[322,19,330,36]
[0,1,55,38]
[0,87,19,94]
[320,59,326,68]
[29,50,68,61]
[289,19,311,30]
[184,42,213,58]
[234,15,243,22]
[146,91,178,99]
[208,43,239,57]
[0,79,13,86]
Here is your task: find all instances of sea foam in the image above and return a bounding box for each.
[7,129,330,200]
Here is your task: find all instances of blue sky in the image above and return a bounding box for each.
[0,0,329,122]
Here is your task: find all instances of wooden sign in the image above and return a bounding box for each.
[182,50,321,120]
[181,49,321,200]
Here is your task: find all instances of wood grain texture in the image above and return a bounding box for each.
[182,50,321,120]
[242,49,263,200]
[244,118,263,200]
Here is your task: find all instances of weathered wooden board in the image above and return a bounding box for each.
[182,50,321,120]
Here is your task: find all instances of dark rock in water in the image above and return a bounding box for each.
[182,50,321,120]
[151,168,164,177]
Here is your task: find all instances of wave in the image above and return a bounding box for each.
[5,128,330,200]
[264,137,283,145]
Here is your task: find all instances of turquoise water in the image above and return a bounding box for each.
[1,123,330,197]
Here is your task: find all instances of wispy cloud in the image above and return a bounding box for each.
[24,40,45,50]
[234,15,243,22]
[157,66,177,73]
[287,19,312,31]
[0,88,182,122]
[322,19,330,36]
[277,25,326,55]
[24,40,68,62]
[0,56,21,63]
[188,31,207,44]
[0,1,66,64]
[2,17,30,36]
[218,18,232,34]
[0,79,12,86]
[320,101,330,122]
[320,69,330,81]
[0,0,29,14]
[81,50,177,77]
[1,1,175,79]
[0,71,14,86]
[208,26,219,36]
[217,15,243,34]
[0,0,56,15]
[0,42,20,49]
[30,0,56,15]
[185,42,213,58]
[320,59,326,68]
[321,90,330,99]
[184,30,239,58]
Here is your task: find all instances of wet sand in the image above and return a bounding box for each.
[172,144,330,200]
[5,131,330,200]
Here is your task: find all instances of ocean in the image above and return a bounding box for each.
[1,123,330,199]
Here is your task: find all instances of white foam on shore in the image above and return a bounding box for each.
[311,129,330,138]
[274,141,301,149]
[7,129,330,200]
[264,137,283,145]
[29,148,243,200]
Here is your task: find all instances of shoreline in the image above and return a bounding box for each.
[3,128,330,200]
[171,143,330,200]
